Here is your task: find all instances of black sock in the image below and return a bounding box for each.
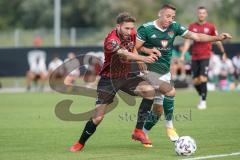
[200,82,207,100]
[135,98,153,129]
[79,119,97,145]
[194,84,201,96]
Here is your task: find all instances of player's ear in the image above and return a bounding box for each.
[116,24,120,30]
[158,11,161,18]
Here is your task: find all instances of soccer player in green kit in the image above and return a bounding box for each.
[132,4,232,147]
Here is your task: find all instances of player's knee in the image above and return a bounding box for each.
[165,87,176,97]
[199,76,208,83]
[138,85,155,99]
[92,116,104,125]
[193,78,201,85]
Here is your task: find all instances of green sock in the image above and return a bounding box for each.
[143,111,160,131]
[163,96,174,121]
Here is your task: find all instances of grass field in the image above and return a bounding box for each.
[0,90,240,160]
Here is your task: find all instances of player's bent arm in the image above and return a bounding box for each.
[116,48,157,63]
[180,39,191,61]
[183,31,231,42]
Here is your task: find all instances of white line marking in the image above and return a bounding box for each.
[181,151,240,160]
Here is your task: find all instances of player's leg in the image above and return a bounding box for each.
[197,59,210,109]
[163,87,179,141]
[143,83,178,142]
[122,77,155,146]
[143,93,163,134]
[70,77,118,152]
[26,71,35,91]
[192,60,202,97]
[142,72,178,143]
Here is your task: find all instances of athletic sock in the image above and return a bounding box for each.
[143,111,160,131]
[79,119,98,145]
[194,84,201,96]
[135,98,153,129]
[165,120,174,129]
[163,96,174,121]
[200,82,207,101]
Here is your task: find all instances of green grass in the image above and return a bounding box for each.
[0,91,240,160]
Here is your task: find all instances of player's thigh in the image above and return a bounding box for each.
[121,76,154,98]
[157,72,174,95]
[96,76,118,105]
[199,59,209,78]
[191,60,201,78]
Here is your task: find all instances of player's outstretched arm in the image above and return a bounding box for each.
[116,48,158,63]
[183,31,232,42]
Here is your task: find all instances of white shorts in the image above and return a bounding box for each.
[142,72,171,105]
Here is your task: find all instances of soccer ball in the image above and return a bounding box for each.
[175,136,197,156]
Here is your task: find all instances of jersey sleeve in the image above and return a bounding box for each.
[136,25,147,42]
[211,24,217,36]
[174,22,188,37]
[104,38,121,53]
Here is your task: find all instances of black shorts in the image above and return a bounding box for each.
[191,59,209,78]
[96,74,145,105]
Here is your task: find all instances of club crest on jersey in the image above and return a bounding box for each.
[193,28,198,32]
[160,40,168,48]
[168,31,174,38]
[204,28,209,33]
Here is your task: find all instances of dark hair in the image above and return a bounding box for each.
[116,12,136,24]
[198,6,207,10]
[161,4,176,11]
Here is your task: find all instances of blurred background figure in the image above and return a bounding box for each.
[83,51,104,88]
[26,36,47,91]
[171,44,191,81]
[48,54,64,78]
[208,52,221,90]
[232,52,240,89]
[219,55,235,90]
[64,52,80,86]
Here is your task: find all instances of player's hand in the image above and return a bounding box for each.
[222,52,227,60]
[179,54,185,62]
[141,54,158,63]
[219,33,232,40]
[151,47,161,57]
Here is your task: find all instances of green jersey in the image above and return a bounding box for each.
[137,20,188,74]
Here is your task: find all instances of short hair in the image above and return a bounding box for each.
[116,12,136,24]
[198,6,207,10]
[161,4,176,11]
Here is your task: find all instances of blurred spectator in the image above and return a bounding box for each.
[64,52,80,85]
[171,44,191,81]
[219,55,235,90]
[208,53,221,83]
[232,52,240,88]
[48,54,64,78]
[26,36,47,91]
[83,51,104,88]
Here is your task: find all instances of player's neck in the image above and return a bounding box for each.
[198,20,206,25]
[156,20,167,30]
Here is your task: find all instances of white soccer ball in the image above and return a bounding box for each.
[175,136,197,156]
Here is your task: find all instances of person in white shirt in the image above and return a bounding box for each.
[232,52,240,83]
[48,55,64,78]
[208,52,221,85]
[64,52,80,86]
[219,55,235,90]
[26,49,48,91]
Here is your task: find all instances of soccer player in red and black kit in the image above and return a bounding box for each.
[180,6,228,109]
[70,12,158,152]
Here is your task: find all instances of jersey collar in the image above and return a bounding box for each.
[154,20,167,32]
